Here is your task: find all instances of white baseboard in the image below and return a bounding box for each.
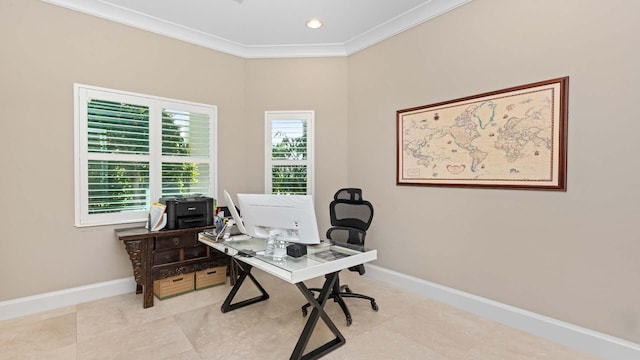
[0,277,136,321]
[2,269,639,360]
[365,264,640,360]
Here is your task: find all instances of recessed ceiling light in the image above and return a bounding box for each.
[306,18,322,29]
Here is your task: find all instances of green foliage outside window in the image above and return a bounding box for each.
[271,123,308,195]
[87,100,202,214]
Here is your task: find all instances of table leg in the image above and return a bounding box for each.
[143,237,154,308]
[220,260,270,313]
[229,260,238,286]
[291,271,345,360]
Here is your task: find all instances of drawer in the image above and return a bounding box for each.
[155,233,197,250]
[184,245,208,260]
[154,248,180,265]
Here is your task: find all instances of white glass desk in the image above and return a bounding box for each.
[199,235,377,360]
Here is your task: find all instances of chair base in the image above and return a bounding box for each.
[302,276,378,326]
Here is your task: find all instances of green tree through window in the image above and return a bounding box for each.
[271,120,308,194]
[87,100,207,214]
[76,84,216,226]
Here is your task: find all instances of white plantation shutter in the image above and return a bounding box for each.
[86,99,150,216]
[161,108,212,198]
[265,111,314,195]
[75,84,217,227]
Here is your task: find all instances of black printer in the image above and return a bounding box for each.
[160,196,214,230]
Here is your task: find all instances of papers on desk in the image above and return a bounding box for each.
[312,249,350,261]
[200,229,218,242]
[147,202,167,231]
[306,242,331,254]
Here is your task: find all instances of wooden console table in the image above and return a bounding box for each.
[116,225,230,308]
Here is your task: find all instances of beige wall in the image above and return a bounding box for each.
[1,0,638,346]
[348,0,640,343]
[0,0,348,302]
[244,58,349,232]
[0,0,247,299]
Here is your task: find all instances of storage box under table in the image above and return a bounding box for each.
[154,273,195,299]
[196,266,226,289]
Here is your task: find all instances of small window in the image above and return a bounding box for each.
[74,84,217,227]
[265,111,314,195]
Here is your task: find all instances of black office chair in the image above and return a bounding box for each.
[302,188,378,326]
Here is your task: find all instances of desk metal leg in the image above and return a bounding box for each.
[292,271,345,360]
[221,260,269,313]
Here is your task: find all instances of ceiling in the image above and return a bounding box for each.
[43,0,472,58]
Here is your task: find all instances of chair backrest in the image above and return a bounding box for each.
[329,188,374,233]
[326,188,374,275]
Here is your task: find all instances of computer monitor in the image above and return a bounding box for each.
[236,193,321,245]
[223,190,250,240]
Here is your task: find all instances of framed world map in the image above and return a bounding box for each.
[397,77,568,190]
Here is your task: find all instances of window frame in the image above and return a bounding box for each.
[264,110,314,196]
[74,83,217,227]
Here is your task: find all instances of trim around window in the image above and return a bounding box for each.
[74,83,217,227]
[264,110,314,196]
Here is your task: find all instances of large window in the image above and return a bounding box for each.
[265,111,314,195]
[74,84,217,227]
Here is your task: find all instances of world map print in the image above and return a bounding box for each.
[397,79,567,189]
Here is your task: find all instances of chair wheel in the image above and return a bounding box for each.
[346,316,352,326]
[302,308,308,317]
[344,287,352,293]
[371,301,379,311]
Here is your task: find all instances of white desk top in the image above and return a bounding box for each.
[199,236,377,284]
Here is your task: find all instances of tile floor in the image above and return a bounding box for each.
[0,270,600,359]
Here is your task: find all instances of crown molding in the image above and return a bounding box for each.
[41,0,472,58]
[42,0,249,57]
[242,44,348,59]
[345,0,472,55]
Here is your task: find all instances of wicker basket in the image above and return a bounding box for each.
[154,273,194,299]
[195,266,226,289]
